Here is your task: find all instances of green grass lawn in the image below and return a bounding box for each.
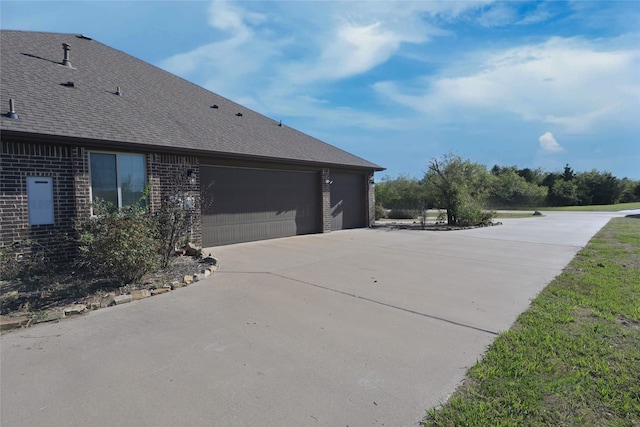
[383,203,640,222]
[529,202,640,212]
[422,217,640,427]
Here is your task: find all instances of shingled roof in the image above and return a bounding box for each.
[0,30,382,171]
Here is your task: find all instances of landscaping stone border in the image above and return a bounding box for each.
[0,256,219,332]
[372,221,502,231]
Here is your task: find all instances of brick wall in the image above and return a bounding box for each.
[1,139,371,259]
[0,141,77,261]
[367,172,375,227]
[321,168,331,232]
[72,146,91,221]
[1,141,204,264]
[148,153,202,247]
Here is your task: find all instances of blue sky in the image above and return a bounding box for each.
[2,1,639,179]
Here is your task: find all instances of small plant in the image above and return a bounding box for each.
[75,199,160,286]
[374,204,387,220]
[154,169,213,268]
[418,201,430,229]
[0,239,52,287]
[0,243,24,282]
[155,195,197,268]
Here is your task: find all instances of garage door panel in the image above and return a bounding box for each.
[206,210,295,226]
[205,221,298,246]
[201,166,319,246]
[330,172,366,230]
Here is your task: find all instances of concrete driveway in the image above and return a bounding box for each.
[0,212,619,426]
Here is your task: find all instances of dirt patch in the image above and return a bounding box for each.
[373,221,502,231]
[1,254,215,329]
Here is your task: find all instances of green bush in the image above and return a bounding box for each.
[75,200,160,285]
[455,199,494,226]
[374,204,387,220]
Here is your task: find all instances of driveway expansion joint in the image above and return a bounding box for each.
[269,272,499,336]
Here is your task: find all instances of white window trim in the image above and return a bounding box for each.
[88,151,146,211]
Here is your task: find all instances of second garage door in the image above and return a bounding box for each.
[330,172,366,230]
[201,166,320,246]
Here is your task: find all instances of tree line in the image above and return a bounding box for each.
[376,153,640,226]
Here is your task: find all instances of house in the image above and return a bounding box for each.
[0,30,383,260]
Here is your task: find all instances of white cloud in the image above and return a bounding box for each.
[206,0,265,32]
[157,0,497,127]
[476,3,518,27]
[258,90,412,131]
[374,36,640,133]
[412,0,496,20]
[517,3,555,25]
[539,132,564,153]
[156,1,640,148]
[285,22,420,84]
[543,104,624,134]
[273,1,471,85]
[159,0,278,100]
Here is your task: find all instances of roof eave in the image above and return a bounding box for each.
[0,130,385,172]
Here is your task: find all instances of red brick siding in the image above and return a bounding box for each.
[147,153,202,247]
[1,141,77,261]
[321,168,331,232]
[1,141,203,262]
[367,172,375,227]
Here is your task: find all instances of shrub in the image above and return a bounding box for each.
[375,204,387,220]
[154,169,212,268]
[454,199,494,226]
[0,240,52,288]
[75,199,160,285]
[0,243,24,282]
[154,196,197,268]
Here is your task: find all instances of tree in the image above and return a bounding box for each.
[375,175,424,210]
[575,170,624,205]
[541,172,559,191]
[517,167,546,185]
[549,179,579,206]
[543,166,578,206]
[489,169,547,208]
[423,154,493,226]
[562,164,575,182]
[491,165,515,176]
[619,179,640,203]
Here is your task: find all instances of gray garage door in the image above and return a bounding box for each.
[201,166,320,246]
[330,172,366,230]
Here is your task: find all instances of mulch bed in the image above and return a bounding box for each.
[0,255,208,324]
[373,221,502,231]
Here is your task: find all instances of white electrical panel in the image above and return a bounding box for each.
[27,177,54,225]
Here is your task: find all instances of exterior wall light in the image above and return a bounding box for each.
[187,169,197,186]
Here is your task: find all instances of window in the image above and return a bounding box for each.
[89,152,146,208]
